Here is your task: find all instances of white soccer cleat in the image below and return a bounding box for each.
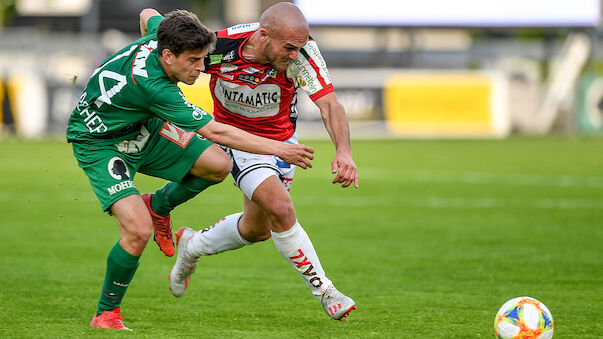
[169,227,198,297]
[319,285,357,321]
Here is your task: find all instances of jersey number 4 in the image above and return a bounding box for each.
[91,44,137,108]
[95,71,127,108]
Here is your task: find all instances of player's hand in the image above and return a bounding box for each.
[277,144,314,169]
[331,151,358,188]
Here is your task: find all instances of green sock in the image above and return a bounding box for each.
[96,241,140,315]
[150,174,218,216]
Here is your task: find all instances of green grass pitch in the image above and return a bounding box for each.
[0,137,602,338]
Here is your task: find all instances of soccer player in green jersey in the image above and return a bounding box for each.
[66,9,313,331]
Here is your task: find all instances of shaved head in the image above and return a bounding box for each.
[260,2,309,39]
[242,2,310,72]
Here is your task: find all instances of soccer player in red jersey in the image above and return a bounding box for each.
[155,3,359,320]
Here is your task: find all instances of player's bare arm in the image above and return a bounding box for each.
[197,120,314,169]
[139,8,161,37]
[315,92,359,188]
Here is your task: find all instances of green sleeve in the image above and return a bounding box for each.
[147,15,164,35]
[149,83,212,132]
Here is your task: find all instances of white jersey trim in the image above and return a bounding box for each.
[227,23,260,36]
[287,40,332,97]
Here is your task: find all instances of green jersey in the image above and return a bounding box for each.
[66,15,211,146]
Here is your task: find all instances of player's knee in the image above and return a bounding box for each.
[205,159,231,182]
[133,228,152,244]
[133,220,152,241]
[191,152,232,182]
[213,156,232,181]
[263,198,295,224]
[122,223,152,249]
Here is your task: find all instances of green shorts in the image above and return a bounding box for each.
[71,119,213,213]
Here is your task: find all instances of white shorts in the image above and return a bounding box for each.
[224,133,297,200]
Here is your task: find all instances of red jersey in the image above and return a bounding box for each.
[204,23,334,141]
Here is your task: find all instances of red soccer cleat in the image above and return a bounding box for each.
[90,307,132,331]
[141,193,175,257]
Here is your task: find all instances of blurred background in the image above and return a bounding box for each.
[0,0,601,140]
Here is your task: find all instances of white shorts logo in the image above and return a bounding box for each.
[108,157,130,180]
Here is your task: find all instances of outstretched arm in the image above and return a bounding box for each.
[139,8,161,37]
[197,120,314,169]
[315,92,359,188]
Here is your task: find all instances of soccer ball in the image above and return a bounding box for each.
[494,296,554,339]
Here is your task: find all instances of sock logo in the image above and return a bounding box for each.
[289,249,322,288]
[112,281,130,287]
[200,216,227,234]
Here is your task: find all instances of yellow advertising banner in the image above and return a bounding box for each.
[384,72,509,137]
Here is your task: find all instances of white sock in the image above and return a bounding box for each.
[271,221,333,297]
[187,212,251,257]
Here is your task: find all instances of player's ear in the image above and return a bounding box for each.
[259,28,270,42]
[161,49,175,64]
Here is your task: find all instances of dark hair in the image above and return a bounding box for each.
[157,10,215,56]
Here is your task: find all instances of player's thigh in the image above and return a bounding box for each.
[71,142,140,213]
[239,176,296,233]
[245,175,295,216]
[139,120,213,182]
[252,175,296,220]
